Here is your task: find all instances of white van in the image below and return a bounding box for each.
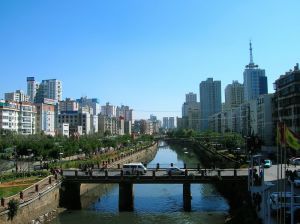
[122,163,147,175]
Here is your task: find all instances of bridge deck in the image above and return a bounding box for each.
[62,169,248,184]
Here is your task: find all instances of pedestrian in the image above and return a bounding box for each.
[257,193,262,211]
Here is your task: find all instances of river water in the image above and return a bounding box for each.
[51,142,229,224]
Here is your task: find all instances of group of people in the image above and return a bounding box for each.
[286,169,298,182]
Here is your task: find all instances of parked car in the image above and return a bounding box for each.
[264,159,272,168]
[270,192,300,213]
[122,163,147,175]
[166,167,185,175]
[292,158,300,165]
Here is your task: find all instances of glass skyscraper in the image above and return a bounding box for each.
[243,42,268,101]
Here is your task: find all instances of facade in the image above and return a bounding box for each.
[98,114,113,135]
[243,42,268,101]
[124,121,132,135]
[169,117,175,129]
[116,105,133,122]
[77,97,101,115]
[200,78,222,131]
[209,94,274,146]
[185,92,197,103]
[27,77,39,103]
[5,90,29,102]
[58,108,92,136]
[35,102,56,136]
[162,117,169,129]
[257,94,274,145]
[225,81,244,109]
[0,101,20,133]
[35,79,62,103]
[182,92,200,131]
[59,98,79,112]
[101,102,116,117]
[19,102,37,135]
[273,63,300,134]
[58,123,69,137]
[0,101,36,135]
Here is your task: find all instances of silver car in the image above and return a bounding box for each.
[166,167,185,175]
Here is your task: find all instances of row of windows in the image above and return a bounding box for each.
[276,73,300,88]
[279,96,300,107]
[278,84,300,97]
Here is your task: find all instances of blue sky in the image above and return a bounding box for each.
[0,1,300,120]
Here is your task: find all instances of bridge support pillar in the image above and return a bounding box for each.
[183,183,191,212]
[119,183,134,211]
[60,182,81,210]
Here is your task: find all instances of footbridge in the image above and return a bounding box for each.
[60,165,248,212]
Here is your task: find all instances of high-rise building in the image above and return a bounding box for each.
[243,42,268,101]
[181,92,200,131]
[185,92,197,103]
[76,97,101,115]
[116,105,133,122]
[169,117,175,129]
[27,77,39,102]
[200,78,222,131]
[225,81,244,109]
[35,102,56,136]
[101,102,116,117]
[5,90,29,102]
[273,63,300,134]
[162,117,169,129]
[35,79,62,103]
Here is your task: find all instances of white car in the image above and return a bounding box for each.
[166,167,185,175]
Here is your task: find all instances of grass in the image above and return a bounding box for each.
[0,177,43,198]
[0,186,29,198]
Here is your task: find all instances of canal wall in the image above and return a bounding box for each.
[0,183,60,224]
[165,138,236,169]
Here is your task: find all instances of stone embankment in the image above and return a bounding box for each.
[0,142,158,224]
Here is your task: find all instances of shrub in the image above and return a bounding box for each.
[8,199,19,220]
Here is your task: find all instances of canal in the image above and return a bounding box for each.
[51,141,229,224]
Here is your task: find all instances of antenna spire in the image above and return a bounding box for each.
[249,41,254,64]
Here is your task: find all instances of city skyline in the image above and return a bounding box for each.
[1,1,300,120]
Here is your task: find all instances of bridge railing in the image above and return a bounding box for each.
[61,167,248,178]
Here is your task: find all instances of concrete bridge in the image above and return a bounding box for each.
[60,167,248,212]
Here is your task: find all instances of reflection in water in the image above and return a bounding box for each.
[51,142,229,224]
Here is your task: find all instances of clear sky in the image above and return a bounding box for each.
[0,1,300,120]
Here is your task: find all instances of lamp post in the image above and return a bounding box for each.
[27,149,32,173]
[59,151,64,169]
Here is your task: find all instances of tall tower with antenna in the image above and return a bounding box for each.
[243,41,268,101]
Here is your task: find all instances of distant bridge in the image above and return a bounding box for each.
[61,167,247,211]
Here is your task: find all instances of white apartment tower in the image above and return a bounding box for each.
[27,77,39,102]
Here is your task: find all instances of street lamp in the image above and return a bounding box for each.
[27,149,32,173]
[59,152,64,169]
